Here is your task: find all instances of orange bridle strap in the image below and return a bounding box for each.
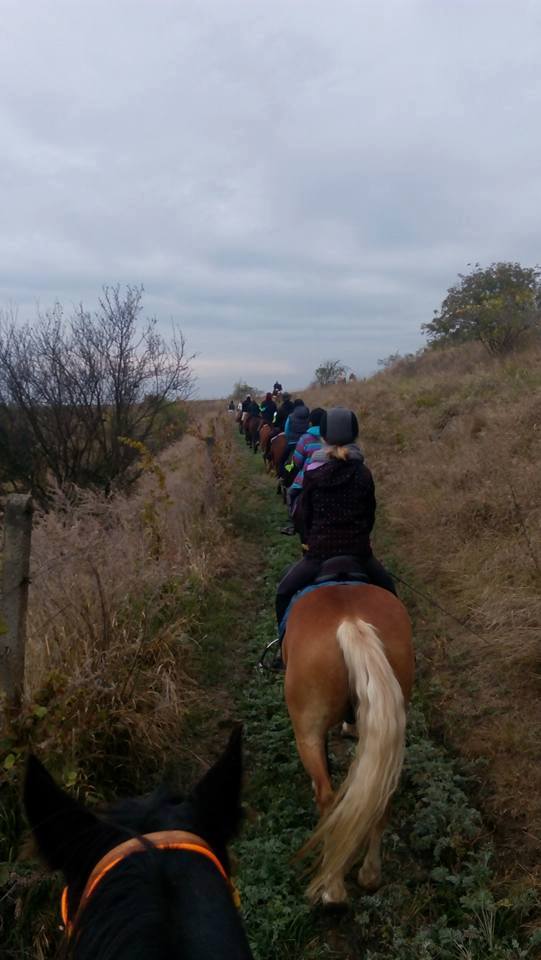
[61,829,239,936]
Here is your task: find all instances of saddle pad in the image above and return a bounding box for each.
[279,580,366,637]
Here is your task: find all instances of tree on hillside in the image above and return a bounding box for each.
[0,286,194,497]
[314,359,348,386]
[231,380,260,400]
[423,262,541,355]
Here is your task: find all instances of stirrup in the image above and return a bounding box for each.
[257,638,284,673]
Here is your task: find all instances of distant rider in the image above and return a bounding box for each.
[260,392,278,424]
[274,392,294,431]
[279,400,310,477]
[284,406,325,531]
[241,394,252,427]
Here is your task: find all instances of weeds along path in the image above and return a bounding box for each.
[215,431,538,960]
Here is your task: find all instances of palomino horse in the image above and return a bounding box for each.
[283,584,414,905]
[24,728,253,959]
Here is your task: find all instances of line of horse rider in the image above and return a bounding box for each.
[234,388,397,667]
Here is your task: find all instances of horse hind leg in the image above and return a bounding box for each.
[295,736,333,817]
[295,737,347,905]
[357,808,388,892]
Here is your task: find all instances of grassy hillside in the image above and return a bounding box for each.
[304,341,541,886]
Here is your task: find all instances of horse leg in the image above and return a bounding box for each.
[294,735,334,816]
[357,808,389,892]
[294,735,348,905]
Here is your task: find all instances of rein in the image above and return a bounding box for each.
[389,570,487,642]
[61,829,240,937]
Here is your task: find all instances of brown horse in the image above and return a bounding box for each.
[282,584,414,905]
[245,415,262,452]
[259,423,279,469]
[243,414,255,445]
[269,432,288,473]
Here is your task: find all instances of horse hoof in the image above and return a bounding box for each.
[321,886,348,908]
[357,866,381,892]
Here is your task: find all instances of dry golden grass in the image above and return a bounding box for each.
[0,413,240,958]
[20,415,236,794]
[304,342,541,879]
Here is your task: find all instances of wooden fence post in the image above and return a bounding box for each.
[0,494,33,707]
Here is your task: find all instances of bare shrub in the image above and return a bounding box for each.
[0,287,194,497]
[17,419,234,794]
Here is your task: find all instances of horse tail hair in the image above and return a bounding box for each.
[305,618,406,902]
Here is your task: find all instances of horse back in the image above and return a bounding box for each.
[283,585,414,705]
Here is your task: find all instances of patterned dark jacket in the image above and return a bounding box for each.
[260,398,277,423]
[275,398,294,431]
[298,455,376,561]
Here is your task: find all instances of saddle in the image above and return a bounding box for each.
[314,555,369,585]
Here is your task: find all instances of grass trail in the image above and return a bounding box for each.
[199,434,539,960]
[2,425,537,959]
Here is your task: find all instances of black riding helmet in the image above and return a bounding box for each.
[309,407,325,427]
[320,407,359,446]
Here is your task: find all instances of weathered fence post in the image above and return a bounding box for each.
[0,494,33,707]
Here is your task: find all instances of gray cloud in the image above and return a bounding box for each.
[1,0,540,395]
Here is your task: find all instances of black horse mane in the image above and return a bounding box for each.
[67,851,190,960]
[66,785,234,958]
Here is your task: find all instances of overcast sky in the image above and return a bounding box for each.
[1,1,540,396]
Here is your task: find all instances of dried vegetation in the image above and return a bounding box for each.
[305,341,541,883]
[0,408,235,957]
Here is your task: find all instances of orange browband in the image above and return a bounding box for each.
[61,829,239,936]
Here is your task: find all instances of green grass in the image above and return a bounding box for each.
[220,438,540,960]
[1,431,538,959]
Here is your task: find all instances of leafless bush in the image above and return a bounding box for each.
[20,420,233,791]
[0,286,194,498]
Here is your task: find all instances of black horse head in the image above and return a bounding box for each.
[24,727,253,959]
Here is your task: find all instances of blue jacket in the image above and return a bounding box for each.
[285,405,310,445]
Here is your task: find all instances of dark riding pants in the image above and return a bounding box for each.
[275,554,397,632]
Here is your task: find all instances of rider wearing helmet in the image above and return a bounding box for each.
[277,399,310,479]
[247,397,262,417]
[260,392,278,424]
[274,392,294,431]
[282,407,325,534]
[275,407,395,633]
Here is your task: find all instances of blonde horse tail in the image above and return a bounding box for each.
[306,618,406,902]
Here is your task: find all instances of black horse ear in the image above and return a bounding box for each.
[191,725,243,846]
[23,755,103,881]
